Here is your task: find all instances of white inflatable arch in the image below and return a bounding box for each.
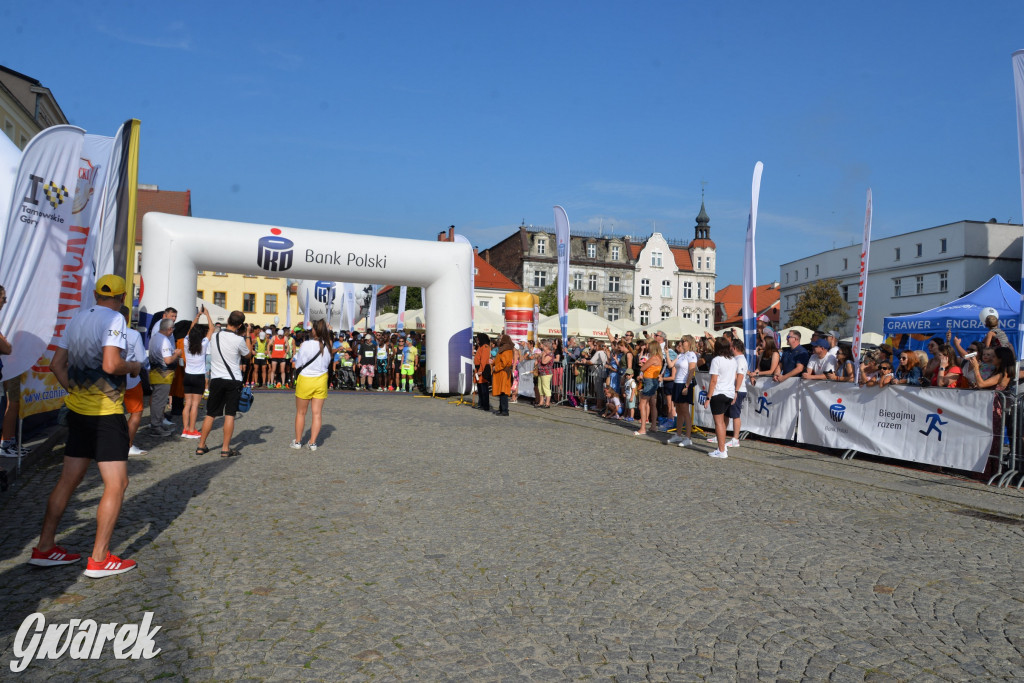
[140,213,473,394]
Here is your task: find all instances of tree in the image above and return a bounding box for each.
[378,286,423,314]
[537,277,588,317]
[787,278,849,332]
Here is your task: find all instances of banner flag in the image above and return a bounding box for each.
[367,284,380,330]
[1013,50,1024,360]
[798,383,991,472]
[742,162,764,370]
[343,282,356,330]
[554,205,571,346]
[285,286,291,328]
[0,125,84,382]
[397,286,407,331]
[92,119,140,283]
[304,286,311,329]
[0,133,20,243]
[852,189,872,382]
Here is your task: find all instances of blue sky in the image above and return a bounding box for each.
[4,2,1024,289]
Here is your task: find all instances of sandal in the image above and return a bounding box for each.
[195,446,210,455]
[220,449,240,458]
[632,431,646,437]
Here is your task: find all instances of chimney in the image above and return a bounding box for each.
[438,231,446,242]
[473,247,478,255]
[449,225,455,241]
[484,250,491,264]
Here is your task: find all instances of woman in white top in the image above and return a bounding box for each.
[291,319,333,451]
[665,335,698,447]
[700,336,738,459]
[182,308,214,438]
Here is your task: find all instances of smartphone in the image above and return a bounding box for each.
[965,352,977,359]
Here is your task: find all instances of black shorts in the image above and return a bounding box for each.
[66,411,130,462]
[728,392,746,419]
[709,394,733,416]
[206,378,242,417]
[671,382,694,404]
[183,372,206,395]
[254,358,267,366]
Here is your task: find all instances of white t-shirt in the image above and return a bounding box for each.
[827,345,839,359]
[210,330,250,381]
[807,353,837,376]
[184,337,209,375]
[672,351,698,384]
[709,355,738,399]
[734,354,750,391]
[57,305,128,416]
[293,339,332,377]
[124,327,146,390]
[148,332,174,371]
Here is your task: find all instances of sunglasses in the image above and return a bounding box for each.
[880,365,892,370]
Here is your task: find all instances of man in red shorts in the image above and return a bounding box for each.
[29,275,143,578]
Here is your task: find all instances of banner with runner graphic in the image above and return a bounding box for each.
[798,382,992,472]
[741,376,800,440]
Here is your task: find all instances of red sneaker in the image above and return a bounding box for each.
[84,552,136,578]
[29,545,81,567]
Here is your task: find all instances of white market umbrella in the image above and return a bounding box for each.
[641,316,708,340]
[197,297,230,325]
[473,306,505,334]
[611,318,644,335]
[840,331,884,346]
[537,309,618,339]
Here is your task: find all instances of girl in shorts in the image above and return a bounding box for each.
[666,335,698,447]
[291,319,333,450]
[182,309,214,438]
[633,341,663,436]
[701,336,738,459]
[622,368,637,421]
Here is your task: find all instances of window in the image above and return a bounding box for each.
[265,294,277,314]
[573,272,583,290]
[196,270,205,275]
[697,256,703,270]
[536,238,546,255]
[895,247,901,261]
[704,313,709,327]
[916,275,924,294]
[533,270,547,287]
[785,272,789,284]
[815,264,819,276]
[841,285,849,302]
[683,281,692,298]
[607,307,620,321]
[611,245,620,261]
[586,243,596,258]
[916,243,922,257]
[586,304,598,314]
[939,271,948,293]
[804,268,809,278]
[794,270,798,281]
[704,283,711,299]
[479,300,489,308]
[640,279,650,296]
[243,293,256,313]
[197,290,204,300]
[608,276,620,293]
[894,279,902,297]
[661,280,671,297]
[214,271,226,276]
[213,291,227,308]
[940,238,947,253]
[661,308,671,320]
[682,312,691,319]
[842,258,848,270]
[588,274,598,291]
[640,310,650,325]
[651,251,663,267]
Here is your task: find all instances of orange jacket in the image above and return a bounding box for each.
[491,348,514,395]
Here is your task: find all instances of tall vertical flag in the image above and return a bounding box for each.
[553,206,571,346]
[304,286,311,329]
[1013,49,1024,360]
[285,285,291,328]
[367,284,380,330]
[741,162,764,370]
[397,286,408,331]
[852,189,873,382]
[343,282,356,330]
[92,119,140,283]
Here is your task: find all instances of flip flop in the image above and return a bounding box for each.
[195,446,210,455]
[632,431,646,436]
[220,449,240,458]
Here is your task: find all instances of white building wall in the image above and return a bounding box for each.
[633,233,676,325]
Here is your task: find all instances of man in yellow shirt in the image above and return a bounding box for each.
[30,275,144,578]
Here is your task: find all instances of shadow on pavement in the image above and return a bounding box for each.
[0,457,235,643]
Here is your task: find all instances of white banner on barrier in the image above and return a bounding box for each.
[798,382,992,472]
[743,376,800,440]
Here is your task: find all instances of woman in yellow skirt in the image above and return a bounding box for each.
[290,319,332,451]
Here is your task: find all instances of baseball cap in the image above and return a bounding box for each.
[826,330,838,338]
[757,314,770,323]
[624,368,635,375]
[277,329,284,336]
[812,339,830,349]
[293,324,303,332]
[95,274,126,297]
[259,331,266,340]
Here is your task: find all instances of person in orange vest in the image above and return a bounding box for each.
[269,329,288,388]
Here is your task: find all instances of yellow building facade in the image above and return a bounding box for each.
[196,273,301,327]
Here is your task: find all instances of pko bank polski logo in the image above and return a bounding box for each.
[829,399,846,422]
[257,228,294,272]
[9,612,161,672]
[314,281,335,304]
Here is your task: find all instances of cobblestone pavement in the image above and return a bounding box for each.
[2,391,1024,681]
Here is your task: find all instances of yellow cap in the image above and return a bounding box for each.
[95,274,127,297]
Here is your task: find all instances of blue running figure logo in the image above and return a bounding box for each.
[755,391,772,418]
[919,409,948,441]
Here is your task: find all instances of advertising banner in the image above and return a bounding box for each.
[798,383,992,472]
[852,189,872,381]
[693,372,713,428]
[741,162,763,369]
[742,376,800,440]
[397,286,407,331]
[1014,49,1024,359]
[554,205,570,346]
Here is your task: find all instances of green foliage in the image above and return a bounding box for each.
[537,277,588,317]
[787,278,849,331]
[378,286,423,314]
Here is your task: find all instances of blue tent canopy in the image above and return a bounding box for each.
[882,274,1020,353]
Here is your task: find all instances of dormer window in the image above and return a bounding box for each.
[536,238,546,255]
[651,250,663,267]
[697,256,702,270]
[587,243,596,258]
[611,245,620,261]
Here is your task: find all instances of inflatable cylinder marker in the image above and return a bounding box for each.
[139,213,473,394]
[505,292,539,345]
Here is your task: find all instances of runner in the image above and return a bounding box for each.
[253,330,269,388]
[269,329,288,388]
[399,335,419,392]
[375,332,389,391]
[30,275,143,578]
[358,332,377,391]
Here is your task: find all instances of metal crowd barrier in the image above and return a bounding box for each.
[554,359,607,410]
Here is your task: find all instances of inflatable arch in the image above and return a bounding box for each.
[139,213,473,394]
